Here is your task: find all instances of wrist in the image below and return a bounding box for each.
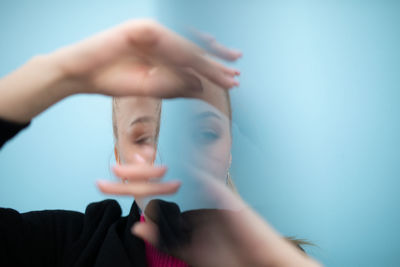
[0,53,80,123]
[40,51,84,96]
[256,250,322,267]
[246,232,321,267]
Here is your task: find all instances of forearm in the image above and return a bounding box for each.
[0,54,78,123]
[251,238,321,267]
[242,209,322,267]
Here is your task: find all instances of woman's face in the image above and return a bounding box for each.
[114,78,232,202]
[182,77,232,182]
[114,97,160,165]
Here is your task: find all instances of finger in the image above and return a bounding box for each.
[97,180,181,198]
[190,55,240,89]
[207,42,242,62]
[141,65,204,98]
[188,27,242,61]
[112,164,167,181]
[124,20,240,90]
[100,63,204,98]
[131,221,159,246]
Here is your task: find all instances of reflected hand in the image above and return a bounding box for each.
[97,162,180,198]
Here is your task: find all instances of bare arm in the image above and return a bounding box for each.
[0,55,75,123]
[0,19,240,123]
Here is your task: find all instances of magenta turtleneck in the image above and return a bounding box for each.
[140,215,189,267]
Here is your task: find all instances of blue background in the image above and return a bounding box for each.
[1,1,400,266]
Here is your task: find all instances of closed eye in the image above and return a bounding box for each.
[193,129,220,145]
[135,135,155,145]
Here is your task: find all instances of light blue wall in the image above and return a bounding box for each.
[1,1,400,266]
[155,1,400,266]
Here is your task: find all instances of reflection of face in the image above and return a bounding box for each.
[114,77,232,208]
[114,97,160,165]
[181,100,231,182]
[193,76,232,182]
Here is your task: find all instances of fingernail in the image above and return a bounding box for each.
[96,180,110,186]
[169,180,182,186]
[159,165,168,172]
[226,77,240,89]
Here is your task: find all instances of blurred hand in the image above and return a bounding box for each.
[188,27,243,61]
[138,199,320,267]
[0,19,240,123]
[101,162,321,267]
[97,159,180,199]
[54,19,241,98]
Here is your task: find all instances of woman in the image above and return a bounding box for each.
[0,20,320,267]
[108,73,310,265]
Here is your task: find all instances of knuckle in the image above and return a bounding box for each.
[125,19,161,47]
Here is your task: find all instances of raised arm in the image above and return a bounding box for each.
[0,19,240,123]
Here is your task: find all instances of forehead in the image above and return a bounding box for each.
[116,97,160,118]
[197,76,230,118]
[114,97,160,133]
[114,78,229,120]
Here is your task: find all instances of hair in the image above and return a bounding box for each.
[111,94,312,252]
[111,97,120,141]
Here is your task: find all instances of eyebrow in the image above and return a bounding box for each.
[130,116,156,126]
[194,111,222,120]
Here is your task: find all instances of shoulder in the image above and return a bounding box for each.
[0,117,30,149]
[0,200,139,267]
[85,199,122,217]
[79,199,124,230]
[0,199,124,240]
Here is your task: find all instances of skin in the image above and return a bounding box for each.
[0,19,240,123]
[104,79,320,267]
[189,76,232,181]
[109,78,233,208]
[107,96,177,200]
[0,19,320,267]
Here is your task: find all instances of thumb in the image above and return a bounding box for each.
[131,221,159,246]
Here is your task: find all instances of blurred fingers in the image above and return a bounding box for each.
[131,221,159,246]
[112,164,167,182]
[188,27,242,61]
[97,180,181,198]
[124,20,240,90]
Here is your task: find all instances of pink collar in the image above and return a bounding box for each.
[140,215,189,267]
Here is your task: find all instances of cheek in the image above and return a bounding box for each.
[210,135,230,162]
[116,139,156,164]
[195,134,231,181]
[214,135,232,173]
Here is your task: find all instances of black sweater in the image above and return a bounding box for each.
[0,118,147,267]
